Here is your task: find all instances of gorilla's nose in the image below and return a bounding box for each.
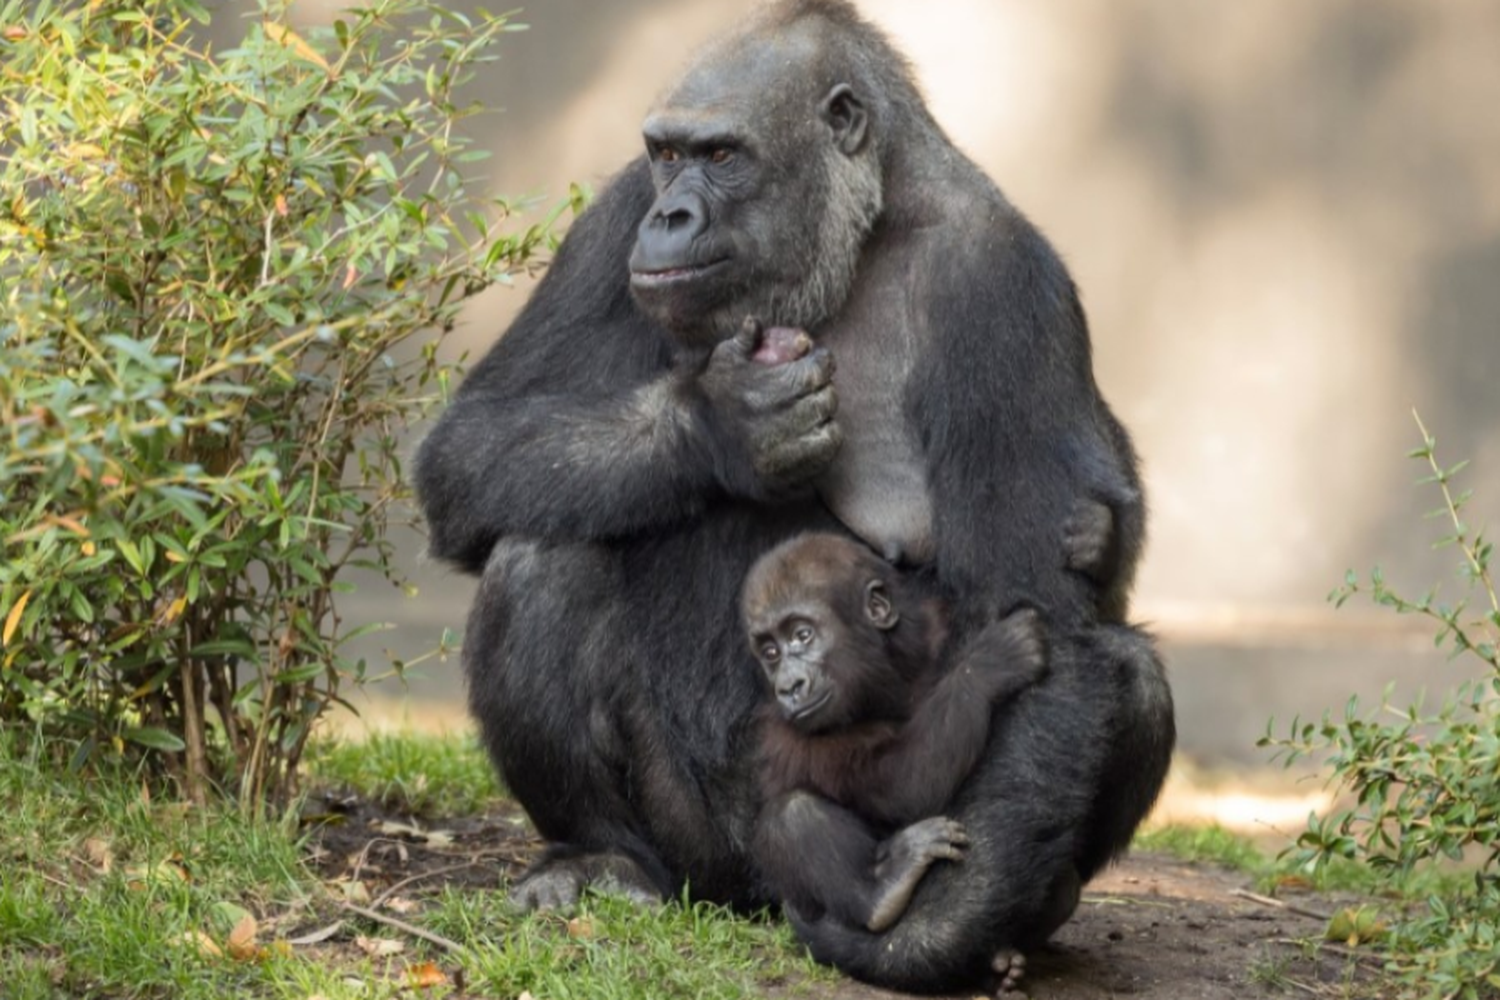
[633,190,709,271]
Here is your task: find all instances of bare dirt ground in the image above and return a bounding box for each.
[305,794,1380,1000]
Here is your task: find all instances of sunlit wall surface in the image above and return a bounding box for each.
[285,0,1500,760]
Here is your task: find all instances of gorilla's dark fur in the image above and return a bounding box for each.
[414,0,1174,991]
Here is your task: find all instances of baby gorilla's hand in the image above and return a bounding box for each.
[751,326,813,365]
[960,608,1048,703]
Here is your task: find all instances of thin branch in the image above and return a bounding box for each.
[342,901,463,954]
[1232,888,1333,923]
[368,862,482,910]
[259,209,276,287]
[1272,937,1388,973]
[1413,409,1500,627]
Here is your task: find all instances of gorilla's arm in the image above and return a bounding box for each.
[415,162,837,573]
[913,209,1144,631]
[858,609,1046,826]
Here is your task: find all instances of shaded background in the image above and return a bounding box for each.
[285,0,1500,772]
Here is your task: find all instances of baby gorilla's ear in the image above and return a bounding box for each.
[864,579,900,631]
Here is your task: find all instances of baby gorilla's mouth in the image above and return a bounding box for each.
[788,688,832,725]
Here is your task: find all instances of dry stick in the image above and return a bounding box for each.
[369,862,482,910]
[343,901,463,954]
[287,920,345,947]
[1231,888,1333,922]
[1276,976,1326,998]
[1272,938,1388,973]
[178,651,208,808]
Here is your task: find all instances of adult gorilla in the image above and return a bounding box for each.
[415,0,1173,991]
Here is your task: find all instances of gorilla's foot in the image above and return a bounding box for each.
[989,948,1027,995]
[508,851,664,913]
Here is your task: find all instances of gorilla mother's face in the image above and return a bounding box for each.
[628,26,882,347]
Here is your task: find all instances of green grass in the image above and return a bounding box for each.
[1135,824,1272,874]
[0,728,825,999]
[429,891,835,999]
[305,728,503,816]
[0,729,326,998]
[1136,822,1472,904]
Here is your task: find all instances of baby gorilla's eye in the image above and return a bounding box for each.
[760,644,780,662]
[794,625,814,644]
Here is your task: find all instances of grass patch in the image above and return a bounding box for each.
[0,728,823,999]
[1137,823,1472,903]
[306,729,502,817]
[429,891,834,999]
[1135,824,1270,875]
[0,729,340,999]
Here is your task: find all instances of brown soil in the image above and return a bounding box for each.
[302,793,1380,999]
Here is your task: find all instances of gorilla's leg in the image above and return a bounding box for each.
[1076,625,1176,880]
[757,791,968,934]
[466,539,671,911]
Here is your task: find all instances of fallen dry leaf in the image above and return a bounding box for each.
[287,921,344,946]
[339,880,371,905]
[370,819,456,848]
[566,916,596,940]
[406,961,447,988]
[176,930,223,958]
[355,935,405,957]
[82,837,113,873]
[125,859,188,890]
[3,589,31,647]
[226,913,259,962]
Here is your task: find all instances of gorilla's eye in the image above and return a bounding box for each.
[658,147,680,164]
[793,625,814,645]
[710,147,734,165]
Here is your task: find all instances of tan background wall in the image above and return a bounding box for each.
[288,0,1500,755]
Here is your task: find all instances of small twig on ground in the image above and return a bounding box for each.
[39,870,81,893]
[370,862,482,910]
[1279,975,1327,997]
[1232,888,1333,922]
[1273,938,1388,972]
[1081,894,1175,909]
[343,901,464,954]
[287,921,345,947]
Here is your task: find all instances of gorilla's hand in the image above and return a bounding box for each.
[696,317,841,499]
[955,608,1049,703]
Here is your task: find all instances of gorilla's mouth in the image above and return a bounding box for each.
[630,258,731,287]
[787,689,832,725]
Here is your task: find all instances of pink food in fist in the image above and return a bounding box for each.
[752,326,813,365]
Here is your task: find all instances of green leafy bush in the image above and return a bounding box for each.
[1263,414,1500,999]
[0,0,563,806]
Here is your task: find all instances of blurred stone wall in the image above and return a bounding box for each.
[287,1,1500,724]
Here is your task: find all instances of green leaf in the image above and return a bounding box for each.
[122,726,187,752]
[275,661,324,684]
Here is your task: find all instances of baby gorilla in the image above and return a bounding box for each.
[741,533,1047,933]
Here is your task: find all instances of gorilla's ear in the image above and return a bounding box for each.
[821,84,869,156]
[864,579,899,631]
